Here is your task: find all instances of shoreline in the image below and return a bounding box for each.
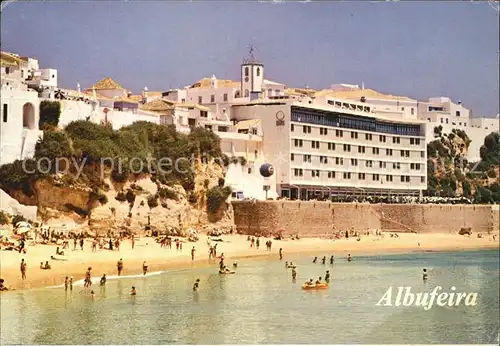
[1,233,498,292]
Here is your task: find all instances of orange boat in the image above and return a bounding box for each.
[302,283,329,290]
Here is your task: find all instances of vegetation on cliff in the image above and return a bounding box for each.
[39,100,61,129]
[427,128,500,203]
[0,121,226,213]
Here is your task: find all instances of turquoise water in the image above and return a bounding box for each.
[1,250,499,344]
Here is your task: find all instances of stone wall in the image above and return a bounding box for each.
[232,201,497,236]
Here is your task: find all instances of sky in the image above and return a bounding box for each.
[1,1,499,116]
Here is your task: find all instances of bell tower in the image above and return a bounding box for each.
[241,45,264,101]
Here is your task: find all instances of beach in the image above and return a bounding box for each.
[1,231,498,291]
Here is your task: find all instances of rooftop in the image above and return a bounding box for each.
[88,77,125,90]
[314,87,415,102]
[235,119,261,130]
[140,99,175,112]
[1,51,25,67]
[189,78,240,89]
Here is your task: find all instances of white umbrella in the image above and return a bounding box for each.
[15,222,31,229]
[15,226,31,234]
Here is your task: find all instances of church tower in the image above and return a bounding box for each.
[241,46,264,101]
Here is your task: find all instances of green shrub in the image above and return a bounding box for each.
[487,169,497,178]
[125,189,136,205]
[158,187,178,201]
[12,214,27,226]
[39,100,61,128]
[206,186,232,214]
[147,194,159,208]
[0,211,9,225]
[115,191,127,202]
[35,130,73,162]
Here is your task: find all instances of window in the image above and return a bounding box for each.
[410,163,421,170]
[320,128,328,135]
[303,125,311,134]
[456,111,460,117]
[245,67,249,77]
[312,170,320,178]
[392,137,400,144]
[358,146,365,153]
[372,147,379,155]
[291,124,294,132]
[335,157,344,165]
[181,98,186,103]
[446,118,449,124]
[5,67,10,74]
[366,160,373,168]
[351,131,358,139]
[198,96,203,104]
[256,67,260,77]
[343,144,351,152]
[386,149,393,156]
[294,139,303,147]
[336,129,343,137]
[275,89,280,94]
[372,174,380,181]
[218,126,228,132]
[223,93,228,102]
[343,172,351,179]
[393,162,400,170]
[244,89,249,97]
[400,150,409,157]
[420,151,424,158]
[303,154,312,163]
[294,168,303,177]
[415,139,420,145]
[328,143,335,151]
[328,171,336,179]
[400,175,410,183]
[320,156,328,164]
[421,177,425,183]
[379,161,386,169]
[358,173,365,180]
[291,153,294,161]
[401,107,405,111]
[440,118,443,124]
[235,91,241,98]
[379,135,386,143]
[2,104,7,122]
[411,108,414,115]
[200,111,208,118]
[410,138,414,145]
[210,94,215,103]
[311,141,320,149]
[386,175,393,182]
[351,158,358,166]
[365,134,372,141]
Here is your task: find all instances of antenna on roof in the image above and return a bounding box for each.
[243,43,260,64]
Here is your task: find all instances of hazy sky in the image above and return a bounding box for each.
[1,1,499,116]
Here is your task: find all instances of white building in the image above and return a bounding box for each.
[230,97,428,200]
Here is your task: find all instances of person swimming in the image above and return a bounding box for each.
[423,268,428,281]
[330,255,334,264]
[304,279,314,286]
[291,267,297,280]
[321,256,326,265]
[233,261,238,268]
[325,270,330,283]
[130,286,137,295]
[315,277,322,285]
[312,257,317,263]
[285,261,288,268]
[347,254,352,262]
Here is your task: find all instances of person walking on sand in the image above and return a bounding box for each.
[213,243,217,258]
[92,239,97,252]
[142,261,148,275]
[279,248,283,260]
[79,238,84,251]
[256,237,260,249]
[191,246,196,261]
[117,258,124,276]
[84,267,92,288]
[179,242,183,251]
[20,259,27,280]
[176,239,180,251]
[73,237,77,251]
[193,278,200,291]
[131,236,135,250]
[115,238,120,252]
[64,276,69,291]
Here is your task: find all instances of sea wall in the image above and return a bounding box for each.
[232,201,497,236]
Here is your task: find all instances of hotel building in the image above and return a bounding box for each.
[231,99,427,200]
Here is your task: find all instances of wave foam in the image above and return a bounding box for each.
[46,270,166,289]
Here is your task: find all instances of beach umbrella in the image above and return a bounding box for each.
[15,226,31,234]
[15,222,31,229]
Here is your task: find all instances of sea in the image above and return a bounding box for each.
[1,250,499,345]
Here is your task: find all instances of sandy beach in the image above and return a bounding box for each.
[1,232,498,291]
